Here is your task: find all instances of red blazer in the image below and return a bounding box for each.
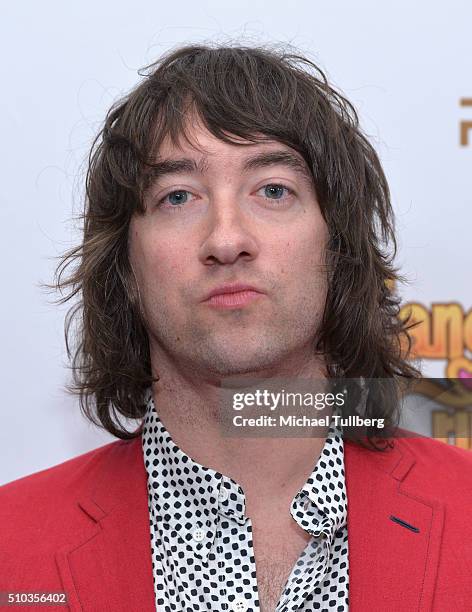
[1,432,471,611]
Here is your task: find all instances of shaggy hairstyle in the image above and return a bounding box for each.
[50,43,420,448]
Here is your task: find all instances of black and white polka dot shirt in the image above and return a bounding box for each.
[141,389,349,612]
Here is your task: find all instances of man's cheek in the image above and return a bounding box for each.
[155,245,191,276]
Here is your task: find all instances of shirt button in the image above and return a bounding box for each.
[231,599,248,611]
[218,487,229,502]
[192,528,205,542]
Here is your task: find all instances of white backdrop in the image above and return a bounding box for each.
[1,0,471,484]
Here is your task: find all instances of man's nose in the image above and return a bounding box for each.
[198,195,259,266]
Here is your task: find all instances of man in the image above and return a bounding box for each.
[1,44,471,612]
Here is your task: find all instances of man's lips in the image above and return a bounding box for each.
[202,283,265,309]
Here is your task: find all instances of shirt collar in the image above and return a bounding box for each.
[141,387,347,562]
[293,431,347,540]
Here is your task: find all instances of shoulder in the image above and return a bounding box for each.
[0,439,134,547]
[391,430,472,498]
[0,439,121,504]
[394,429,472,470]
[346,430,472,496]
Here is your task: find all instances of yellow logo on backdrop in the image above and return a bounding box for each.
[399,301,472,380]
[399,300,472,448]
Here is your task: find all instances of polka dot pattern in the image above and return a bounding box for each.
[141,388,349,611]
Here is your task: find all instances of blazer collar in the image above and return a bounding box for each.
[56,434,444,612]
[344,436,444,612]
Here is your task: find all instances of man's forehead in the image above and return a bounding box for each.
[155,130,301,163]
[153,108,293,155]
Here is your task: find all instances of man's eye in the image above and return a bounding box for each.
[259,184,293,200]
[158,190,193,207]
[157,185,293,209]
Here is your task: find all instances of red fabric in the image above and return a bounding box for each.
[1,432,471,611]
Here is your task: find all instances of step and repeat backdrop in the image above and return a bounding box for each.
[1,0,470,484]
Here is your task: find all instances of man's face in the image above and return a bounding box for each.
[128,116,329,379]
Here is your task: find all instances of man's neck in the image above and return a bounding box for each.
[149,348,329,517]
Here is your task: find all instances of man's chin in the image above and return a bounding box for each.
[197,344,285,378]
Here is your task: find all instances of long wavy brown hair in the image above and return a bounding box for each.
[48,43,421,447]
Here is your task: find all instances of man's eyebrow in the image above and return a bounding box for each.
[144,158,209,189]
[144,150,313,189]
[241,150,313,184]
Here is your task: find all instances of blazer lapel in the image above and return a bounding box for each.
[55,438,156,612]
[344,438,445,612]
